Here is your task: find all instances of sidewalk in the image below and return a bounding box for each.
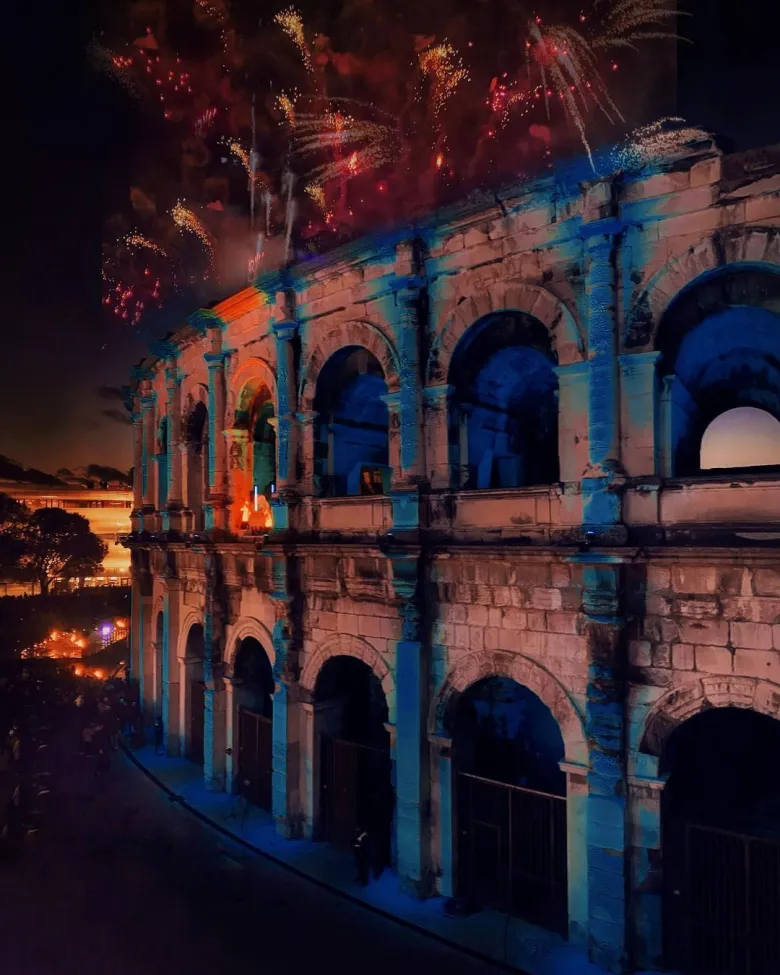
[123,744,616,975]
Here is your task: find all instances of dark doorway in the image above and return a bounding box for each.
[154,611,164,719]
[184,623,205,766]
[233,636,274,811]
[185,401,209,530]
[451,676,567,935]
[662,707,780,975]
[315,656,393,869]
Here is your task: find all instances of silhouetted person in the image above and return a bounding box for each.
[154,717,164,755]
[354,826,372,887]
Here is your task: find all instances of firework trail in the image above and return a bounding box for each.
[418,42,469,118]
[171,202,215,270]
[277,93,297,128]
[123,233,167,256]
[612,117,710,170]
[592,0,687,50]
[274,8,313,72]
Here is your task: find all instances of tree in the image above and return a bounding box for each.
[0,494,29,580]
[22,508,107,595]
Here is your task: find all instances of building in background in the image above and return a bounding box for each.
[126,136,780,975]
[0,481,132,585]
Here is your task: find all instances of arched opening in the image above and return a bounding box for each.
[184,623,205,766]
[449,676,567,934]
[157,418,169,509]
[154,611,164,719]
[234,383,276,530]
[448,312,559,490]
[661,707,780,974]
[657,268,780,477]
[314,656,393,869]
[700,406,780,471]
[232,636,274,810]
[185,402,209,530]
[313,347,389,497]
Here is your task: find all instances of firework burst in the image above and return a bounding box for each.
[276,92,298,128]
[123,233,168,257]
[292,107,401,185]
[592,0,687,50]
[612,117,711,170]
[418,42,469,118]
[171,202,215,271]
[274,8,312,72]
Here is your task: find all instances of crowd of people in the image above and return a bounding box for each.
[0,661,142,854]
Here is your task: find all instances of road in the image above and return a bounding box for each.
[0,685,504,975]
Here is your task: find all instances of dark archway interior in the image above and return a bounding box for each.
[185,622,205,765]
[448,312,559,489]
[314,655,389,750]
[657,267,780,476]
[233,637,274,719]
[155,611,164,717]
[313,347,389,497]
[662,707,780,837]
[450,676,566,795]
[236,384,277,501]
[186,402,209,528]
[158,418,168,509]
[185,622,204,659]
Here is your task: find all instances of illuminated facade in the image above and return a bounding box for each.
[126,137,780,975]
[2,483,132,578]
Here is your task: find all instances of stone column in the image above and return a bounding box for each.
[223,676,237,793]
[555,361,590,483]
[224,428,251,534]
[561,760,591,949]
[422,385,453,491]
[178,656,196,757]
[429,734,454,897]
[140,393,157,513]
[296,410,318,496]
[129,555,143,685]
[139,589,153,725]
[618,352,662,478]
[272,318,299,491]
[383,392,402,485]
[457,404,471,488]
[131,407,143,531]
[301,696,344,839]
[574,553,630,974]
[202,550,228,790]
[390,552,430,896]
[162,578,181,755]
[581,219,623,530]
[164,364,184,530]
[204,351,230,532]
[393,281,424,480]
[628,773,667,971]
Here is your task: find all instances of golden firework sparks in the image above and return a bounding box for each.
[123,233,167,257]
[171,201,214,269]
[277,92,297,128]
[592,0,687,50]
[274,8,312,71]
[292,110,401,185]
[305,182,333,221]
[418,41,469,117]
[612,118,711,170]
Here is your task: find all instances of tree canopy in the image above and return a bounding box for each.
[0,494,107,594]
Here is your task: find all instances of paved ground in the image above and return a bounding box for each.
[0,692,504,975]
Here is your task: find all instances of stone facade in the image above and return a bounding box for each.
[125,137,780,974]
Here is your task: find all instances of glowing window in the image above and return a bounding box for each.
[700,407,780,470]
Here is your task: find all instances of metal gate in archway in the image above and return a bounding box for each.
[456,771,568,935]
[237,708,273,811]
[664,820,780,975]
[320,735,393,864]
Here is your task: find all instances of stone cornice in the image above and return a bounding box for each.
[187,308,226,334]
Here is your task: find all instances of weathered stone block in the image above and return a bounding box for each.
[680,618,728,646]
[526,610,547,631]
[733,648,780,681]
[502,608,527,630]
[646,566,671,592]
[488,607,503,627]
[492,586,511,607]
[722,596,780,623]
[551,563,571,587]
[454,624,469,649]
[629,640,652,667]
[469,627,484,652]
[646,594,672,617]
[672,565,720,594]
[694,645,733,674]
[754,569,780,597]
[485,627,500,650]
[466,603,489,627]
[730,621,774,651]
[531,587,563,610]
[677,596,720,619]
[672,643,695,670]
[547,612,580,635]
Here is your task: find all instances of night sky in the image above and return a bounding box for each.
[2,1,778,477]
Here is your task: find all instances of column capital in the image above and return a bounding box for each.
[204,350,231,368]
[140,394,156,412]
[295,409,318,425]
[188,308,226,335]
[422,383,453,404]
[271,318,298,341]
